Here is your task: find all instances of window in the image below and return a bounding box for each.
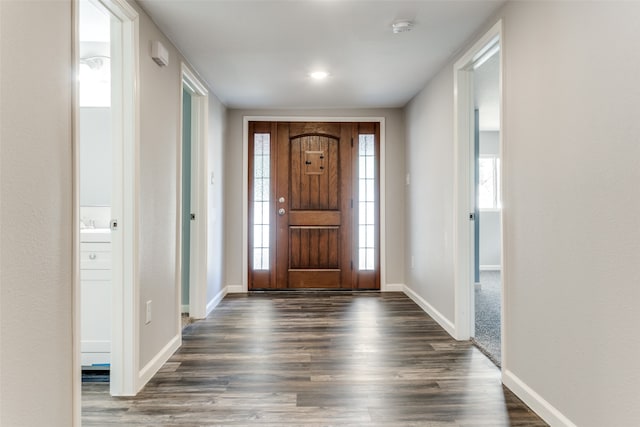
[478,155,501,210]
[253,133,270,270]
[358,134,376,270]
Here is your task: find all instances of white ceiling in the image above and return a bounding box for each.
[138,0,506,109]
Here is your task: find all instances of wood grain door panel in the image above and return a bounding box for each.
[276,122,352,289]
[249,121,379,290]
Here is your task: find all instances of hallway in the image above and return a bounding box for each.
[83,293,545,426]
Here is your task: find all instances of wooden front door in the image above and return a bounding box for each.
[249,121,380,290]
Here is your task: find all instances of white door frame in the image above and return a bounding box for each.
[452,20,504,349]
[180,64,208,320]
[73,0,139,422]
[240,116,387,292]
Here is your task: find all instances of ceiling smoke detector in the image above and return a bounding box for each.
[392,20,414,34]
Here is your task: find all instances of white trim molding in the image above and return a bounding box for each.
[137,333,181,392]
[383,283,404,292]
[242,116,387,292]
[206,286,228,316]
[403,285,457,338]
[180,63,209,320]
[73,0,141,412]
[453,20,503,342]
[227,284,245,294]
[479,265,502,271]
[503,370,578,427]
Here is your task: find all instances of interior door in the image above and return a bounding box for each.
[249,121,379,290]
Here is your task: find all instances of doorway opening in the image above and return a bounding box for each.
[453,21,504,366]
[180,65,209,321]
[75,0,139,410]
[78,0,113,386]
[472,42,502,365]
[247,121,381,291]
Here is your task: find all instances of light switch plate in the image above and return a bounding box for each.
[145,300,152,324]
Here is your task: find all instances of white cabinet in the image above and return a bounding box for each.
[80,230,111,367]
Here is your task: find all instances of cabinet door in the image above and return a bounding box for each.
[81,278,111,365]
[80,242,112,270]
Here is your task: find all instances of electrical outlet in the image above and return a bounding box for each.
[145,300,152,324]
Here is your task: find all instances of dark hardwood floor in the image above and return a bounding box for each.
[83,292,547,426]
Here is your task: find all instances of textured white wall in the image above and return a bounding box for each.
[224,108,406,289]
[136,4,183,367]
[479,212,500,267]
[404,68,456,321]
[80,107,112,206]
[133,1,227,370]
[207,93,227,303]
[501,2,640,425]
[405,1,640,425]
[479,131,501,267]
[0,1,74,425]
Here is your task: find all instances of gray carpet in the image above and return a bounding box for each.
[474,270,501,366]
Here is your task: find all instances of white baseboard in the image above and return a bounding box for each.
[503,369,577,427]
[480,265,502,271]
[227,284,244,293]
[383,283,404,292]
[137,333,181,392]
[402,285,457,338]
[206,286,228,316]
[181,304,189,313]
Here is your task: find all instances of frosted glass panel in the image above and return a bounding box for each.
[253,133,270,270]
[358,134,376,271]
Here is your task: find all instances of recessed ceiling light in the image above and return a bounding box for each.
[310,71,329,80]
[392,20,414,34]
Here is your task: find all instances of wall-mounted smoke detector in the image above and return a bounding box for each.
[392,20,414,34]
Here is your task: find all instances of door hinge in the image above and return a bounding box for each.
[350,261,353,270]
[351,137,353,147]
[351,199,353,208]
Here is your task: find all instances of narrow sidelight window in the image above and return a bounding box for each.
[358,134,376,270]
[253,133,270,270]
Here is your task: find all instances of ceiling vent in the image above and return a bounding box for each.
[392,20,414,34]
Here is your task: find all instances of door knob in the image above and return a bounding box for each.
[278,208,286,216]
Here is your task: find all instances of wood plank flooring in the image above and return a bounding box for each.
[83,292,547,426]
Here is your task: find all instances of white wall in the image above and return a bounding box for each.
[207,93,227,305]
[500,2,640,425]
[135,3,183,368]
[224,108,405,290]
[479,131,501,268]
[404,69,456,321]
[405,1,640,425]
[0,1,74,425]
[478,211,500,267]
[80,107,112,206]
[133,1,228,369]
